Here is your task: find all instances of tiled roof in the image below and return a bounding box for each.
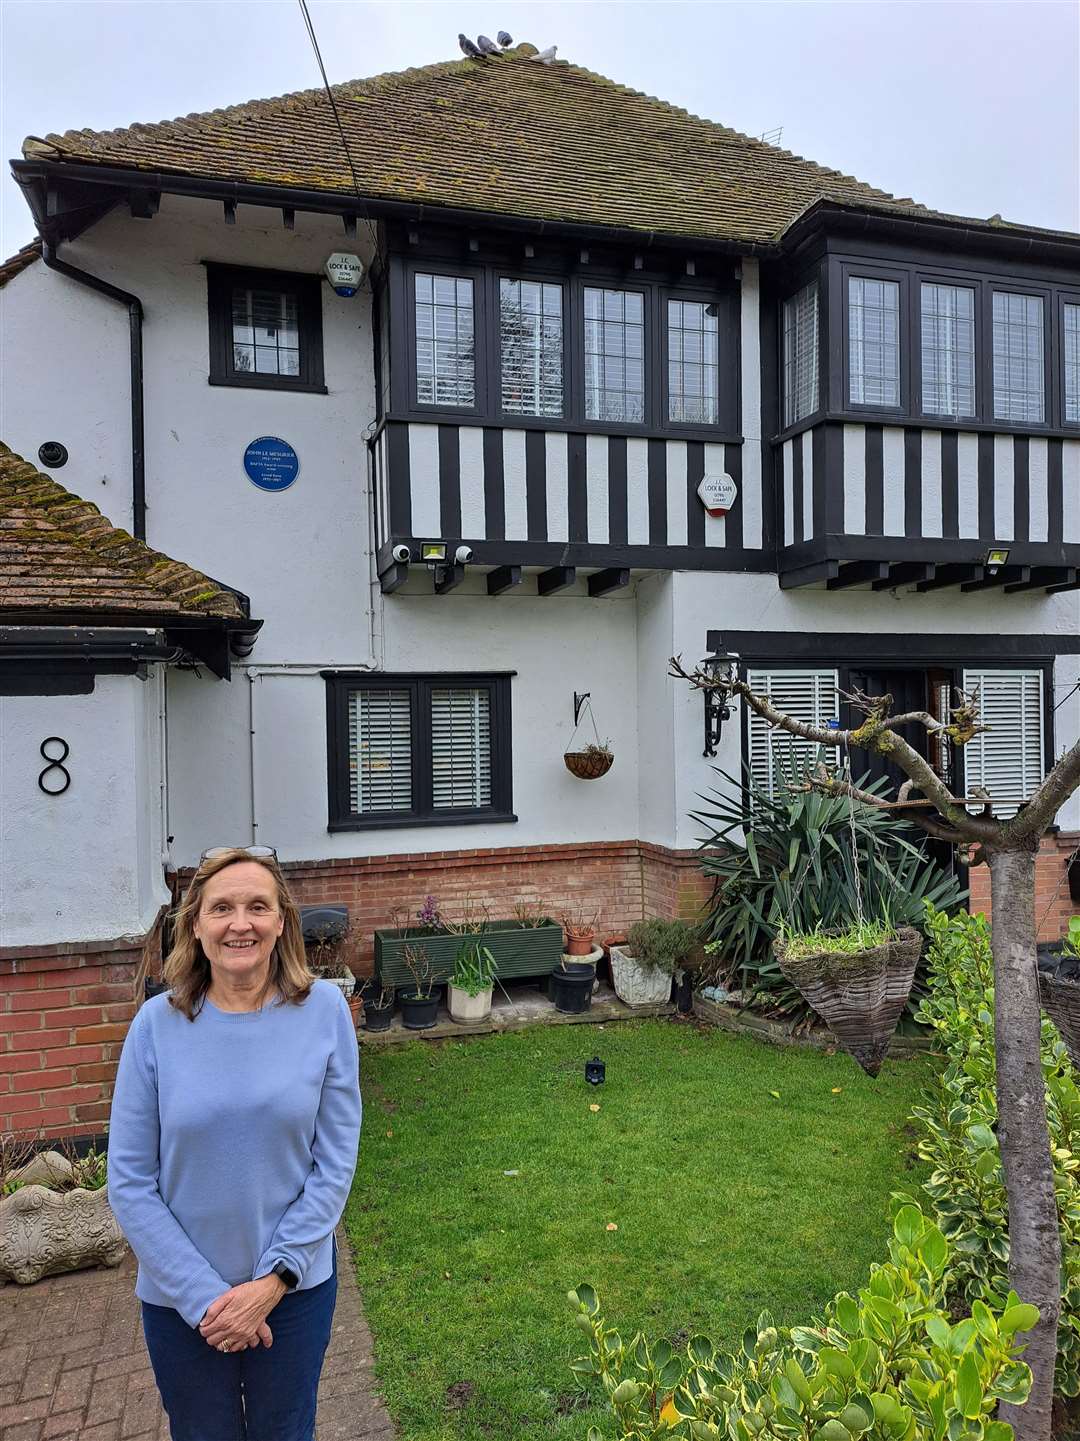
[0,239,41,289]
[22,44,906,246]
[0,443,244,620]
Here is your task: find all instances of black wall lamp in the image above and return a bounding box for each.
[985,547,1010,575]
[702,644,740,758]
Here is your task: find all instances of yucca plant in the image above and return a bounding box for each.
[691,756,966,1017]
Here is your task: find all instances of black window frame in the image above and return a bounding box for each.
[986,281,1053,430]
[323,670,515,831]
[780,268,827,432]
[206,263,326,394]
[407,265,487,417]
[841,263,909,418]
[913,271,981,423]
[1056,288,1080,430]
[390,251,741,442]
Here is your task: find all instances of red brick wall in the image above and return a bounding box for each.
[0,939,142,1141]
[967,831,1079,941]
[1,839,705,1138]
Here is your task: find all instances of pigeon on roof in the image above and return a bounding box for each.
[497,30,512,46]
[531,45,557,63]
[476,34,501,56]
[458,33,483,58]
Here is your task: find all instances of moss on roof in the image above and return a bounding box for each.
[23,44,908,245]
[0,443,244,620]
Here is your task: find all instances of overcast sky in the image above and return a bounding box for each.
[1,0,1077,260]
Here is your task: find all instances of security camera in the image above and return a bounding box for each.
[391,543,412,564]
[324,252,364,298]
[454,545,473,564]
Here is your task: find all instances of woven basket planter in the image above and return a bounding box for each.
[773,926,922,1077]
[609,945,673,1006]
[1040,971,1080,1069]
[564,750,614,780]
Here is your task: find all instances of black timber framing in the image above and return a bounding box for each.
[706,630,1080,659]
[587,567,630,597]
[486,565,522,595]
[871,562,935,591]
[961,566,1031,593]
[1005,566,1077,595]
[433,563,465,594]
[826,561,890,590]
[779,534,1080,592]
[537,566,576,596]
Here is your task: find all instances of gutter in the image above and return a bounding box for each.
[40,240,146,541]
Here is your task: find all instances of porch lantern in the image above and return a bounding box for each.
[702,645,740,758]
[585,1056,605,1085]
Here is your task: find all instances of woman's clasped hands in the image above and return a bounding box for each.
[199,1276,286,1352]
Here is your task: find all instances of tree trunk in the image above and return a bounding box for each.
[990,848,1061,1441]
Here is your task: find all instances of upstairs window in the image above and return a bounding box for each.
[783,281,819,427]
[668,299,719,424]
[207,264,325,392]
[992,291,1044,423]
[415,273,475,408]
[1065,302,1080,424]
[499,279,564,417]
[848,276,900,408]
[584,287,646,423]
[326,672,513,830]
[921,282,976,419]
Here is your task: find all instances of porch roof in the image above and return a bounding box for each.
[0,442,246,622]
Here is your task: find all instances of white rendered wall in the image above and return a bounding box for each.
[0,198,377,668]
[0,670,170,947]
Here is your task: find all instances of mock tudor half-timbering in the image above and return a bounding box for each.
[2,41,1078,1138]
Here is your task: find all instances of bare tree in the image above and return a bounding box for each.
[670,655,1080,1441]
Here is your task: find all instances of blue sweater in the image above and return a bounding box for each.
[108,980,362,1328]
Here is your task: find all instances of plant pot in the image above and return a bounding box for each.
[448,984,493,1024]
[0,1185,127,1284]
[375,920,563,989]
[773,927,922,1077]
[347,994,364,1032]
[1039,962,1080,1068]
[564,750,613,780]
[400,993,440,1030]
[363,998,395,1032]
[549,968,594,1014]
[566,934,596,955]
[609,945,673,1006]
[674,969,694,1014]
[318,972,356,999]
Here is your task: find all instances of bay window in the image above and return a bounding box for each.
[921,282,976,419]
[848,276,900,408]
[783,281,819,427]
[992,291,1044,423]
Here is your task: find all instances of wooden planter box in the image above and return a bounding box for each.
[375,920,563,988]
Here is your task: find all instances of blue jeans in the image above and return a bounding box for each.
[141,1251,337,1441]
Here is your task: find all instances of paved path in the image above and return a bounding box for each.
[0,1229,396,1441]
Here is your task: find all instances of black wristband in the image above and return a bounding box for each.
[271,1261,299,1290]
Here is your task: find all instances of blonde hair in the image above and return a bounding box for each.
[163,849,314,1020]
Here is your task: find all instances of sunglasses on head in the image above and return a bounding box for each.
[199,846,278,863]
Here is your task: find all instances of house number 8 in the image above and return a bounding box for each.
[38,736,71,796]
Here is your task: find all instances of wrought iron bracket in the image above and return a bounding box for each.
[703,690,730,758]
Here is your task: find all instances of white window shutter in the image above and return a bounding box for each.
[962,669,1044,818]
[349,688,412,813]
[746,668,839,795]
[431,688,492,809]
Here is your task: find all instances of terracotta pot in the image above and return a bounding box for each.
[347,994,364,1031]
[566,934,595,956]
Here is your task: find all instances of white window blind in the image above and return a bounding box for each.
[783,282,819,427]
[962,669,1044,818]
[500,279,563,417]
[348,689,412,814]
[431,688,492,809]
[668,299,719,424]
[849,276,900,407]
[1065,303,1080,425]
[746,668,839,796]
[584,287,645,422]
[231,287,300,375]
[992,292,1044,423]
[921,282,976,418]
[415,273,475,407]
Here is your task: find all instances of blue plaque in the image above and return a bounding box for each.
[244,436,299,491]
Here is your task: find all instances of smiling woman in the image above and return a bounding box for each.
[106,847,363,1441]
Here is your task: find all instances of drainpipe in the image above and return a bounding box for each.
[41,241,146,541]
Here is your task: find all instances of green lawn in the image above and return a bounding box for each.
[345,1019,934,1441]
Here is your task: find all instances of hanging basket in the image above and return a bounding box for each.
[564,748,614,780]
[1040,968,1080,1069]
[773,927,922,1077]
